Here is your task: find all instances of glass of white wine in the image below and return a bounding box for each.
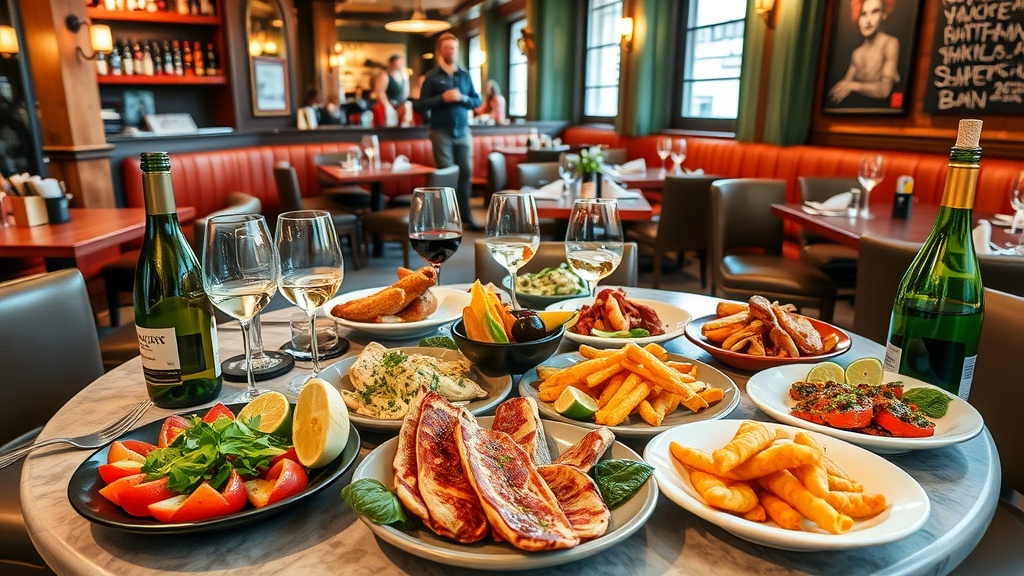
[656,136,672,176]
[486,192,540,309]
[361,135,380,170]
[275,210,346,395]
[202,214,279,402]
[671,138,688,175]
[565,198,623,299]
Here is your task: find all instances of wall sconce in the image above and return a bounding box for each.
[755,0,777,29]
[328,44,345,68]
[65,15,113,60]
[619,17,633,52]
[516,27,536,63]
[0,25,19,56]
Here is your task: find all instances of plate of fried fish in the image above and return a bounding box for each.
[349,393,658,570]
[316,344,513,432]
[684,296,851,371]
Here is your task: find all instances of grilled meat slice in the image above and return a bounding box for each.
[553,427,614,474]
[491,397,552,465]
[456,415,579,551]
[416,393,489,543]
[393,388,429,523]
[538,464,610,541]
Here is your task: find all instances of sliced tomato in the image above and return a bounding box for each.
[149,469,247,522]
[202,403,235,424]
[267,447,298,472]
[157,415,191,448]
[821,403,874,429]
[245,458,308,508]
[790,410,826,425]
[875,404,935,438]
[120,439,158,457]
[98,473,146,506]
[119,476,178,517]
[107,440,153,464]
[99,459,145,483]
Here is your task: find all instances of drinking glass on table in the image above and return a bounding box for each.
[559,153,580,198]
[202,214,279,402]
[656,137,672,176]
[275,210,345,394]
[857,154,885,218]
[486,192,540,309]
[361,135,380,169]
[1007,170,1024,253]
[408,187,463,284]
[671,139,688,175]
[565,198,623,299]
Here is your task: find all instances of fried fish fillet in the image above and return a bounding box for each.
[773,304,824,355]
[748,296,799,358]
[332,266,436,322]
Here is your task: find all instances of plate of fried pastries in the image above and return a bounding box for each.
[684,296,851,371]
[325,288,470,340]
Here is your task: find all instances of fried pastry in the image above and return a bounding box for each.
[773,304,823,355]
[332,266,436,322]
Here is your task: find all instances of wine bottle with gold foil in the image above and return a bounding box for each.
[884,119,984,399]
[134,152,222,407]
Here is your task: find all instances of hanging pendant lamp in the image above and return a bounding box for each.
[384,1,451,34]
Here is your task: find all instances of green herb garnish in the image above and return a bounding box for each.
[342,478,408,525]
[382,351,408,368]
[589,459,654,509]
[590,328,651,339]
[418,336,458,350]
[902,388,953,418]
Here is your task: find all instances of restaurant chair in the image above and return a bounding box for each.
[951,288,1024,576]
[525,148,565,163]
[474,240,638,289]
[360,165,461,268]
[517,162,560,188]
[273,162,363,270]
[0,269,103,575]
[100,192,264,327]
[485,151,507,207]
[625,175,719,289]
[313,152,372,212]
[601,148,629,165]
[798,177,860,288]
[710,179,837,321]
[389,164,459,207]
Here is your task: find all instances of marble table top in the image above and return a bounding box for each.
[20,288,999,575]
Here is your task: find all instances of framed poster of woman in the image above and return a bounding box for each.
[822,0,921,114]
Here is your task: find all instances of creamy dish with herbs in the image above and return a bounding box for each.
[342,342,488,419]
[515,264,587,296]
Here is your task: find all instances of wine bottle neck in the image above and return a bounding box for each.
[940,147,980,210]
[142,172,177,215]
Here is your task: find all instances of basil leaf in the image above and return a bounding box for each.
[902,388,952,418]
[628,328,651,338]
[590,459,654,509]
[342,479,408,525]
[418,336,458,350]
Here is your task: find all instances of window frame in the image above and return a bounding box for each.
[467,33,484,96]
[580,0,624,123]
[507,18,529,119]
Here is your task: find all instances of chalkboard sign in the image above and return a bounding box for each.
[924,0,1024,114]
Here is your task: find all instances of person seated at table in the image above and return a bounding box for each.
[297,87,323,130]
[475,80,507,125]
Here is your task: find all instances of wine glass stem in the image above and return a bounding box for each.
[250,312,267,360]
[432,263,442,286]
[861,186,874,217]
[308,311,322,375]
[588,280,597,298]
[239,319,259,399]
[509,270,520,309]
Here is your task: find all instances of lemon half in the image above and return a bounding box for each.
[293,379,351,468]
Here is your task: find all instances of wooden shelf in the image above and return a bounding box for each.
[98,74,227,86]
[86,8,221,26]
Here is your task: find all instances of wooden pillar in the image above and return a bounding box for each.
[311,0,338,104]
[19,0,114,208]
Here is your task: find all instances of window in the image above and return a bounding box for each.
[679,0,746,122]
[467,35,484,95]
[583,0,623,119]
[508,18,528,118]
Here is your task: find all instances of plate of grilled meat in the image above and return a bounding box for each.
[546,287,690,348]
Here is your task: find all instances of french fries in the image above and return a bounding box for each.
[670,421,887,534]
[534,342,724,426]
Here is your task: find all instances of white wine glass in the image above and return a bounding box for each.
[275,210,345,395]
[408,187,462,284]
[361,134,380,169]
[656,137,672,176]
[559,153,580,198]
[671,139,688,175]
[486,192,540,309]
[857,154,885,219]
[565,198,623,299]
[202,214,279,403]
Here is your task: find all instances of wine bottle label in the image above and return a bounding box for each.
[136,325,183,385]
[884,341,976,399]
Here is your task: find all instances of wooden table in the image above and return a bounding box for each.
[603,167,671,191]
[20,289,998,576]
[318,163,436,212]
[771,203,1017,250]
[533,192,655,221]
[0,207,196,271]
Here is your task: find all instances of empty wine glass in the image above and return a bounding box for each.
[565,198,623,299]
[857,154,885,218]
[408,187,463,284]
[656,137,672,176]
[559,153,580,198]
[275,210,346,395]
[361,134,380,169]
[671,139,688,175]
[486,192,540,309]
[202,214,279,402]
[1007,170,1024,253]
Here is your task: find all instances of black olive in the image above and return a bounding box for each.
[511,311,547,342]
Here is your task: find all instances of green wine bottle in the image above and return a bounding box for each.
[884,119,985,399]
[134,152,222,408]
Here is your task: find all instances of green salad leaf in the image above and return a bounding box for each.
[902,388,953,418]
[590,328,651,339]
[341,478,408,525]
[418,336,458,350]
[589,459,654,509]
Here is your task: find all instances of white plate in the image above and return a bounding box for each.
[518,352,739,439]
[350,416,658,570]
[323,287,470,340]
[644,420,930,551]
[746,365,985,454]
[316,347,513,433]
[546,293,690,348]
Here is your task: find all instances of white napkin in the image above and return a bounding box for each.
[392,155,411,172]
[613,159,646,174]
[600,180,642,199]
[1012,209,1024,232]
[973,220,992,254]
[530,181,565,199]
[7,173,29,196]
[992,213,1014,225]
[25,178,63,198]
[687,168,705,175]
[805,191,853,211]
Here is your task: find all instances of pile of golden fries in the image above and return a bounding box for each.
[700,296,840,358]
[535,342,725,427]
[670,421,886,534]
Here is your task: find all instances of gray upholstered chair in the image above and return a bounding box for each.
[485,151,507,206]
[313,152,372,211]
[474,239,639,289]
[711,179,837,321]
[625,175,719,288]
[798,177,860,287]
[601,147,628,165]
[0,270,103,575]
[525,148,565,163]
[517,162,560,188]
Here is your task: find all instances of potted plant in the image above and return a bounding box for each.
[578,146,604,198]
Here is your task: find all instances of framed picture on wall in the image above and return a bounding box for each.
[252,56,289,116]
[821,0,921,114]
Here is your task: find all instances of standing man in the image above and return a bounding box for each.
[416,33,483,231]
[374,54,409,127]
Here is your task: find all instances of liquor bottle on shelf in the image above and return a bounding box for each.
[884,119,985,399]
[176,0,189,15]
[189,0,199,16]
[205,43,217,76]
[192,41,204,76]
[141,42,155,76]
[162,40,174,75]
[182,41,194,76]
[126,0,137,10]
[200,0,214,15]
[109,43,122,75]
[145,0,158,12]
[132,40,144,74]
[133,152,222,408]
[150,41,162,76]
[171,40,183,75]
[95,51,109,76]
[121,39,134,75]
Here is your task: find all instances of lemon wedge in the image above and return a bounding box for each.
[238,391,292,437]
[293,378,350,468]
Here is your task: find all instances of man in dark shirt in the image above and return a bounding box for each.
[415,33,483,231]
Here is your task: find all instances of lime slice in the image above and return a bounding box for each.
[805,361,845,384]
[846,357,884,386]
[554,386,599,421]
[293,378,351,469]
[238,391,293,437]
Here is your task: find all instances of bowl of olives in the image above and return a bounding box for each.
[451,310,565,376]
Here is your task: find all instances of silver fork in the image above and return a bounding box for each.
[0,399,154,470]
